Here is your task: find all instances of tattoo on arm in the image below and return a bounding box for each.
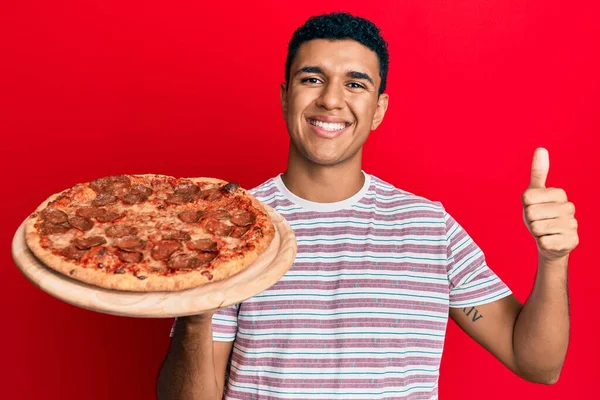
[462,306,484,322]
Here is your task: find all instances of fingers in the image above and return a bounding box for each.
[538,233,580,254]
[522,188,568,205]
[529,217,578,238]
[524,202,576,221]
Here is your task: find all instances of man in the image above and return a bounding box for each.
[157,12,578,400]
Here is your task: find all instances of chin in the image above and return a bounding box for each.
[310,159,343,167]
[304,152,347,166]
[290,137,356,167]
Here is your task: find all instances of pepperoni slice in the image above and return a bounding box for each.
[76,207,105,219]
[41,208,68,224]
[132,184,153,197]
[178,210,204,223]
[209,209,231,220]
[186,239,218,252]
[95,210,121,223]
[168,254,201,269]
[205,219,233,237]
[197,251,218,265]
[166,193,191,205]
[89,177,109,193]
[61,245,86,260]
[121,185,153,204]
[222,182,240,194]
[230,211,256,227]
[105,225,138,238]
[151,240,183,261]
[92,193,117,207]
[115,249,143,263]
[230,225,251,238]
[174,181,199,195]
[114,236,145,251]
[73,236,107,250]
[68,216,94,231]
[121,192,143,204]
[162,230,192,241]
[40,222,70,235]
[198,189,223,202]
[90,175,131,195]
[76,207,121,222]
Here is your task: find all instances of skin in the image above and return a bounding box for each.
[280,39,389,203]
[450,148,577,383]
[156,39,579,399]
[156,313,232,400]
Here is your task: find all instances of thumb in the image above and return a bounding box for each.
[529,147,549,189]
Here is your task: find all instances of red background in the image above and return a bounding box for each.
[1,1,598,399]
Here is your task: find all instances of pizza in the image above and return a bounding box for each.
[24,174,276,292]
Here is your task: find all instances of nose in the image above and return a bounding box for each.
[315,80,344,110]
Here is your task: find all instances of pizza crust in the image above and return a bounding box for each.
[24,175,276,292]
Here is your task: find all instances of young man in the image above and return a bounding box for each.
[157,13,578,400]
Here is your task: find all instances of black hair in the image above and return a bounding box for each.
[285,12,389,95]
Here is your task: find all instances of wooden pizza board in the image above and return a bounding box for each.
[11,205,296,318]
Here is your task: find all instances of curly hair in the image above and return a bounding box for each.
[285,12,389,95]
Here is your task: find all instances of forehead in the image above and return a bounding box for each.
[291,39,380,80]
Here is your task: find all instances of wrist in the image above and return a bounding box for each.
[536,255,569,284]
[179,313,215,330]
[538,254,569,270]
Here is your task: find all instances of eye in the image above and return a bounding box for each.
[301,77,323,84]
[347,82,366,89]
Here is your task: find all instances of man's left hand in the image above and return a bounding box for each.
[522,147,579,263]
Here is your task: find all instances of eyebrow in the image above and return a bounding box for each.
[347,71,374,86]
[295,66,375,86]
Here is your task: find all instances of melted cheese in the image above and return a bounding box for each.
[43,177,254,275]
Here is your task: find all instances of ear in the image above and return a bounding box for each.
[371,93,389,130]
[280,83,288,115]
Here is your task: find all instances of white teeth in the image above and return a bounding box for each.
[309,119,347,131]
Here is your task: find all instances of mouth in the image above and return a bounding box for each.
[306,117,352,138]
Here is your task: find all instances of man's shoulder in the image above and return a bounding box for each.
[367,173,445,211]
[248,176,280,201]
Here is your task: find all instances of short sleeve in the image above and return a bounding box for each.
[211,304,239,341]
[168,304,239,341]
[444,211,512,308]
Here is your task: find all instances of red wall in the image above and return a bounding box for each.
[1,1,598,399]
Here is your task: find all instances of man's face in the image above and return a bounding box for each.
[281,39,389,166]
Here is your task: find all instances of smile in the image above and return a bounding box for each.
[307,119,351,132]
[306,117,353,139]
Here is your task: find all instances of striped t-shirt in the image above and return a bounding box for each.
[195,172,511,399]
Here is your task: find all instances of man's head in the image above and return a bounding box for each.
[285,13,390,96]
[281,12,390,167]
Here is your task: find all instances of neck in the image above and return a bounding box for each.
[281,145,365,203]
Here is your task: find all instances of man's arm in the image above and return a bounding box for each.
[450,148,577,384]
[157,314,234,400]
[449,257,569,384]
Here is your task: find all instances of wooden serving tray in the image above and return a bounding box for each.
[11,205,296,318]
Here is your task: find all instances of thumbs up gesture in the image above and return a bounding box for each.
[523,148,579,262]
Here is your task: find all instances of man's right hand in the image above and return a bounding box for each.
[157,310,233,400]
